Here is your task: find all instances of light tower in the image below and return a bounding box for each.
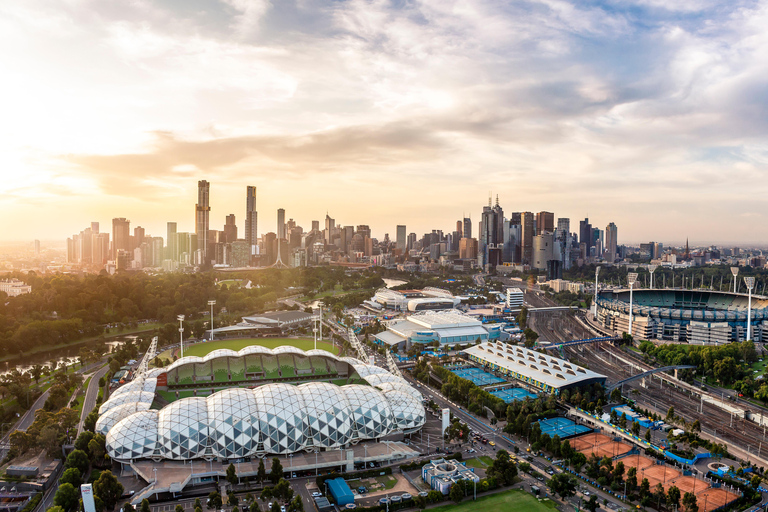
[731,267,740,293]
[593,266,601,316]
[648,265,657,289]
[177,314,185,358]
[627,272,639,337]
[208,300,216,340]
[745,277,755,342]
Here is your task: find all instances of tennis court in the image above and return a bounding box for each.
[490,387,538,403]
[619,454,655,472]
[670,476,707,495]
[697,487,740,511]
[569,432,613,451]
[450,367,506,386]
[538,417,593,438]
[641,464,681,490]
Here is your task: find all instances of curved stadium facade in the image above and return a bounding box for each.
[97,347,425,462]
[596,289,768,343]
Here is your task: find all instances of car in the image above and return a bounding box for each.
[489,441,496,447]
[281,506,286,512]
[583,491,591,496]
[312,492,322,498]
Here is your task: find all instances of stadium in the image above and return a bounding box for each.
[97,346,426,464]
[595,289,768,343]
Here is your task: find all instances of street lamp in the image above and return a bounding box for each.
[627,273,638,337]
[745,277,755,342]
[208,300,216,341]
[177,315,185,358]
[731,267,739,293]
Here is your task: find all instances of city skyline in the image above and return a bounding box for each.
[2,1,768,244]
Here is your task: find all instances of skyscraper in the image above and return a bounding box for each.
[112,218,130,259]
[166,222,177,261]
[396,225,406,252]
[536,211,554,235]
[245,186,258,256]
[195,180,211,261]
[456,220,463,239]
[605,222,618,263]
[277,208,286,239]
[224,214,237,242]
[479,196,504,267]
[521,212,534,264]
[579,218,592,250]
[134,226,145,250]
[463,217,472,240]
[324,214,335,243]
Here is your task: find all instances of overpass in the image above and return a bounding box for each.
[541,336,621,351]
[526,306,578,312]
[606,365,697,392]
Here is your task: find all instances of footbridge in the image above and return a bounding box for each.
[541,336,621,351]
[606,365,697,392]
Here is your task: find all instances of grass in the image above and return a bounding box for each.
[156,337,339,360]
[428,489,557,512]
[465,456,495,469]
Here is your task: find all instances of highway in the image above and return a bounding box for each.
[77,364,109,434]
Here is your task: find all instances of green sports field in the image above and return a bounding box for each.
[156,337,339,360]
[428,489,556,512]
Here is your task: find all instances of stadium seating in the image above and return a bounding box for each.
[229,357,245,381]
[326,360,338,375]
[310,357,328,375]
[176,365,194,385]
[262,355,280,379]
[212,358,229,383]
[278,354,296,378]
[295,356,312,375]
[245,355,262,375]
[194,361,212,381]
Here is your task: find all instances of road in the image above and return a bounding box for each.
[77,364,109,434]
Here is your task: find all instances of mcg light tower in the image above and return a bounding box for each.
[177,314,185,358]
[745,277,755,342]
[648,265,657,289]
[208,300,216,340]
[731,267,740,293]
[627,272,639,337]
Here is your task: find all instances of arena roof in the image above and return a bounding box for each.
[463,342,606,390]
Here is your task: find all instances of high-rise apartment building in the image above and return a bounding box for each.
[245,186,258,257]
[579,218,592,250]
[134,226,145,250]
[112,218,130,260]
[521,212,534,264]
[456,220,463,239]
[396,225,406,252]
[605,222,618,263]
[536,212,554,235]
[195,180,211,261]
[324,214,335,244]
[459,238,478,259]
[166,222,177,261]
[224,214,237,243]
[277,208,286,239]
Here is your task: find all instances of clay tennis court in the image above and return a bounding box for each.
[569,432,614,451]
[618,454,655,471]
[588,441,633,459]
[640,464,682,489]
[670,475,706,495]
[696,487,740,512]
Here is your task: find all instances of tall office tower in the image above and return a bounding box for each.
[521,212,534,264]
[605,222,618,262]
[456,220,463,239]
[196,180,211,261]
[112,218,130,259]
[463,217,472,240]
[78,227,93,263]
[34,239,40,256]
[356,225,371,239]
[150,237,164,267]
[91,222,99,234]
[579,218,592,250]
[592,228,602,258]
[459,238,479,259]
[502,221,521,262]
[536,212,554,235]
[324,214,335,243]
[407,233,417,251]
[277,208,286,239]
[556,218,570,237]
[224,214,237,242]
[533,233,554,270]
[93,233,110,264]
[245,186,258,256]
[479,196,504,267]
[396,225,407,252]
[134,226,145,250]
[654,242,664,260]
[166,222,177,261]
[311,220,320,232]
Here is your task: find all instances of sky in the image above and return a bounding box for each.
[1,0,767,246]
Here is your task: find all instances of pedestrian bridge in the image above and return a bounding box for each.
[606,365,697,392]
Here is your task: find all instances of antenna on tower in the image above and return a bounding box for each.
[488,193,492,208]
[495,194,499,207]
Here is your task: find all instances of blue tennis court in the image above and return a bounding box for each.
[449,367,506,386]
[538,417,592,438]
[489,387,538,403]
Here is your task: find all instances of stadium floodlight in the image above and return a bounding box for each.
[627,273,639,337]
[177,314,185,358]
[648,265,658,289]
[208,300,216,341]
[731,267,740,293]
[745,277,755,342]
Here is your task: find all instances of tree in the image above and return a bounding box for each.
[140,500,151,512]
[270,457,284,484]
[93,470,124,510]
[59,468,82,488]
[88,433,107,466]
[271,503,281,512]
[250,502,260,512]
[257,458,267,483]
[65,449,90,476]
[666,406,675,422]
[682,492,698,512]
[486,450,517,486]
[208,492,222,510]
[645,430,652,442]
[549,473,577,499]
[691,420,701,433]
[667,485,681,509]
[195,498,202,510]
[227,463,238,486]
[631,421,640,436]
[584,495,599,512]
[176,506,185,512]
[449,481,464,502]
[75,431,95,453]
[54,483,79,512]
[123,504,135,512]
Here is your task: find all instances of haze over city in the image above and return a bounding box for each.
[2,0,768,244]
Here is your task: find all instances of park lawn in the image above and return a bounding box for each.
[429,489,557,512]
[465,456,495,469]
[156,338,339,360]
